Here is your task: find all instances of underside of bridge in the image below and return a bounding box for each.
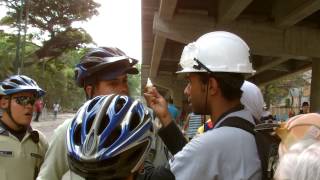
[141,0,320,112]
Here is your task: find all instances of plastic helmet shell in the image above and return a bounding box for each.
[74,47,138,87]
[177,31,255,74]
[0,75,45,97]
[67,94,153,179]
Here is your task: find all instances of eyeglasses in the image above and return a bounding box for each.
[13,96,37,106]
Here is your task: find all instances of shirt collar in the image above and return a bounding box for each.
[213,104,244,128]
[0,119,34,136]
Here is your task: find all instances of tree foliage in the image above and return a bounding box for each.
[23,49,87,111]
[0,34,142,111]
[35,27,92,59]
[128,63,141,98]
[2,0,99,35]
[0,1,143,111]
[0,31,87,111]
[0,31,40,78]
[1,0,99,60]
[262,74,310,108]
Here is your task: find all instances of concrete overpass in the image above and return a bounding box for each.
[141,0,320,112]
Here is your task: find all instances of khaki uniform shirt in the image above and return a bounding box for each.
[0,124,48,180]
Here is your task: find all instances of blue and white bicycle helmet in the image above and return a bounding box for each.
[74,47,139,87]
[67,94,153,179]
[0,75,45,97]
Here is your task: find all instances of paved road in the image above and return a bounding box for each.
[31,112,75,141]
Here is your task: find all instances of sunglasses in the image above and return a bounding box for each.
[13,96,37,106]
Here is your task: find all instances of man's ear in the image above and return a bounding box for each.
[208,77,218,95]
[0,97,9,109]
[85,85,93,97]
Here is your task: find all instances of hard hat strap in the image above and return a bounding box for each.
[193,58,212,73]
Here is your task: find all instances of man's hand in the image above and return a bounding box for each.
[143,86,172,127]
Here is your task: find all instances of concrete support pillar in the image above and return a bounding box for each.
[310,59,320,112]
[152,75,186,108]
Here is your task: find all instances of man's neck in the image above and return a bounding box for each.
[210,98,241,122]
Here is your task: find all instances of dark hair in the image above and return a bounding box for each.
[199,72,244,101]
[302,102,309,107]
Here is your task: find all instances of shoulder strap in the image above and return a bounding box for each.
[216,116,255,136]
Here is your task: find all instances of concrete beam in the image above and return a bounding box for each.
[252,65,312,86]
[253,57,290,76]
[310,59,320,112]
[151,75,186,107]
[273,0,320,27]
[153,13,215,44]
[149,34,166,78]
[218,0,253,23]
[153,13,320,58]
[269,66,290,72]
[149,0,177,78]
[159,0,177,20]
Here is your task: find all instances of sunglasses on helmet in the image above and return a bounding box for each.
[13,96,37,106]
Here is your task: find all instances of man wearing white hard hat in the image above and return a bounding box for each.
[144,31,261,180]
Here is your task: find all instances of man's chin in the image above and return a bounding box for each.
[23,117,33,124]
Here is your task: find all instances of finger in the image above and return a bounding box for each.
[144,93,158,106]
[150,87,162,98]
[143,92,154,101]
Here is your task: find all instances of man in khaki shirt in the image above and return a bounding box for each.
[0,75,48,180]
[37,47,139,180]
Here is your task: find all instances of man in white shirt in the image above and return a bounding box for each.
[144,31,261,180]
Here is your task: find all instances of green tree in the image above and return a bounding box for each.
[23,49,87,111]
[1,0,99,61]
[128,63,141,98]
[0,1,102,111]
[262,74,309,108]
[0,31,39,79]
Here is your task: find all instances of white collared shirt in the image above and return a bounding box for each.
[169,109,261,180]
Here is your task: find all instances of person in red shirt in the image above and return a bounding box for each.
[34,99,43,122]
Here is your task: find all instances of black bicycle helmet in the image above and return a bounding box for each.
[67,94,153,179]
[74,47,139,87]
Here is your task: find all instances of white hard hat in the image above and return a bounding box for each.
[177,31,256,74]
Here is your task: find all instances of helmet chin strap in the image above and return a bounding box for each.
[6,96,27,130]
[204,81,209,115]
[199,75,210,115]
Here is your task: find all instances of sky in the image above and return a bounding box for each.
[0,0,142,60]
[74,0,142,60]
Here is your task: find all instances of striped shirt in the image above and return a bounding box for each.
[186,113,203,138]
